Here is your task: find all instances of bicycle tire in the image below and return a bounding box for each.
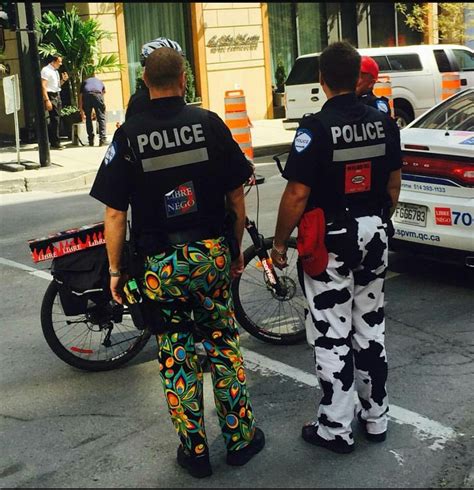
[40,280,152,371]
[232,237,307,345]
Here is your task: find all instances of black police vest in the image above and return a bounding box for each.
[120,105,227,240]
[311,105,393,216]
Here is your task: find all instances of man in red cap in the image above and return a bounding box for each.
[356,56,391,115]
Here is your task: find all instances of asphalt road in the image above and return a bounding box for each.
[1,157,473,488]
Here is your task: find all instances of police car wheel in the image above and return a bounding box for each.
[231,237,306,345]
[40,280,152,371]
[394,107,411,129]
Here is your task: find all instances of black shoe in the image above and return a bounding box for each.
[357,411,387,442]
[51,143,64,150]
[177,445,212,478]
[226,427,265,466]
[301,423,354,454]
[99,139,108,147]
[88,140,94,147]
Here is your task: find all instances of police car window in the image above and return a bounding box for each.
[434,49,453,73]
[285,56,320,85]
[453,49,474,72]
[372,56,390,72]
[411,91,474,131]
[387,54,422,71]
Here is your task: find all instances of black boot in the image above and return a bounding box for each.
[301,422,354,454]
[226,427,265,466]
[177,445,212,478]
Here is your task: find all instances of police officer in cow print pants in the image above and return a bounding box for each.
[271,41,402,454]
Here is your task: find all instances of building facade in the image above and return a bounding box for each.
[1,2,465,142]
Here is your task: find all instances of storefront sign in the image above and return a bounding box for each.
[206,34,260,53]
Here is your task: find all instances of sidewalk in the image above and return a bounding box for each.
[0,119,295,194]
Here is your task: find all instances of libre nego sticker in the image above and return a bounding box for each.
[164,181,198,218]
[294,129,313,153]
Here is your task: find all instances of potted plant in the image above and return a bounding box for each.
[36,7,122,139]
[273,55,286,107]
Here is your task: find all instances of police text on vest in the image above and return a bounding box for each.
[137,124,205,153]
[330,121,385,144]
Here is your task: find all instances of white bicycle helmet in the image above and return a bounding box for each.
[140,37,184,66]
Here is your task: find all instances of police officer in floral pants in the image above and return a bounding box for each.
[90,47,264,478]
[271,41,402,454]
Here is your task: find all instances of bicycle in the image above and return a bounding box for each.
[33,152,306,371]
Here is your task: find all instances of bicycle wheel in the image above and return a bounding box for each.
[40,280,152,371]
[232,237,307,345]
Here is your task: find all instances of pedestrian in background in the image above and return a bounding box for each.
[271,41,402,454]
[90,47,264,478]
[356,56,391,115]
[79,72,107,146]
[41,54,69,150]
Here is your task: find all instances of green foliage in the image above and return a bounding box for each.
[60,105,79,117]
[37,6,122,106]
[275,55,286,93]
[184,59,196,103]
[395,2,474,44]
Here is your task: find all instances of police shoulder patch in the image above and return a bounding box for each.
[104,142,117,166]
[376,99,389,113]
[293,128,313,153]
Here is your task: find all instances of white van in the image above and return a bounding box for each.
[283,44,474,129]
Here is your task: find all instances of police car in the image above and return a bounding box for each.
[390,88,474,267]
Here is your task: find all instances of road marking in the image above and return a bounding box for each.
[2,255,456,450]
[243,349,457,451]
[0,257,52,281]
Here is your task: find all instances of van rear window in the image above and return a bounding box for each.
[286,56,320,85]
[387,54,422,71]
[372,56,391,72]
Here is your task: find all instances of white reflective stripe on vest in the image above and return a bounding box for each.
[332,143,386,162]
[142,147,209,172]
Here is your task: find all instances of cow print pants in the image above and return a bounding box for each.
[304,215,389,445]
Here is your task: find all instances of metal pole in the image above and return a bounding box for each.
[24,2,50,167]
[13,76,20,165]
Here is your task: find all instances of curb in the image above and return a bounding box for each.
[0,143,293,194]
[253,143,292,158]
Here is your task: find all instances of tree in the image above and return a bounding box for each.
[36,6,121,108]
[395,3,474,44]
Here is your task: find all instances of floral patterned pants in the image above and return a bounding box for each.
[141,237,256,457]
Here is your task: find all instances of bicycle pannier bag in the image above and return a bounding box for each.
[296,207,329,277]
[51,246,109,315]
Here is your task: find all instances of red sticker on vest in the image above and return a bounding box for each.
[344,161,371,194]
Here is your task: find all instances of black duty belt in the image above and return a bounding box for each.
[326,206,386,222]
[47,92,60,97]
[86,91,103,94]
[139,225,225,252]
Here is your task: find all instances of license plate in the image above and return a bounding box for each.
[394,203,427,227]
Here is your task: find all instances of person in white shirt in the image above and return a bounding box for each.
[41,54,69,149]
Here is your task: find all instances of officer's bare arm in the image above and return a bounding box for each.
[386,169,402,217]
[225,185,246,248]
[274,181,311,249]
[104,206,127,272]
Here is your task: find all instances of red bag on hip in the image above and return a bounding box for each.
[296,207,329,277]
